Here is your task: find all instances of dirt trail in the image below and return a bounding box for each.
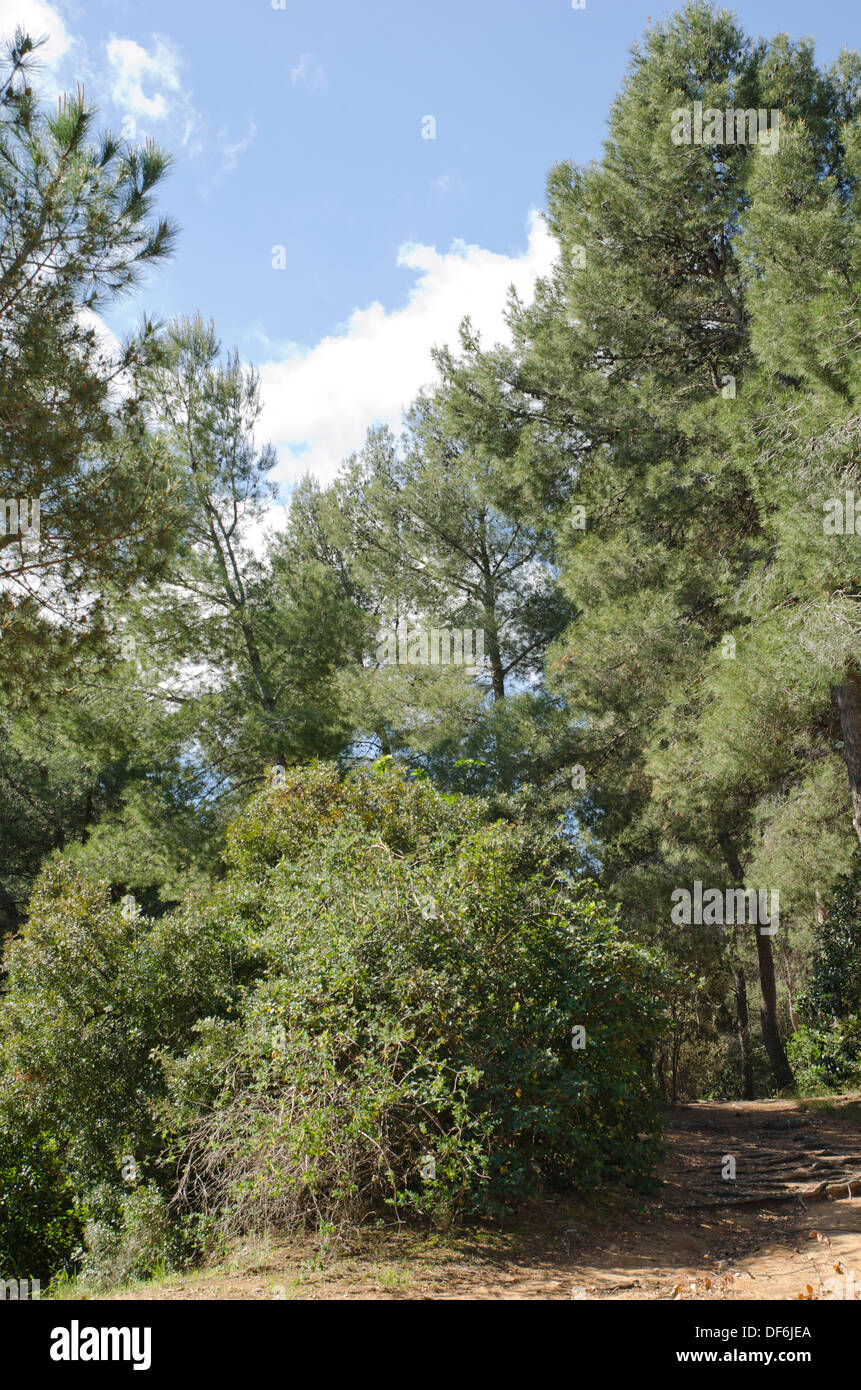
[109,1096,861,1301]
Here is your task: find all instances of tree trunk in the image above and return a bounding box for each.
[656,1048,666,1101]
[480,606,506,702]
[755,930,794,1090]
[0,881,22,964]
[834,672,861,847]
[721,836,794,1092]
[732,963,755,1100]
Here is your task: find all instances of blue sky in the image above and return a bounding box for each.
[6,0,858,492]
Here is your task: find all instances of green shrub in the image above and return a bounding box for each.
[79,1182,177,1289]
[162,763,670,1237]
[793,853,861,1090]
[787,1021,861,1095]
[0,1121,79,1281]
[0,859,255,1275]
[0,762,672,1275]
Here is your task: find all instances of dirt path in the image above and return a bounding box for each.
[109,1096,861,1301]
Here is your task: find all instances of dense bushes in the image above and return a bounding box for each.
[0,860,254,1278]
[789,855,861,1092]
[164,765,671,1236]
[0,763,671,1284]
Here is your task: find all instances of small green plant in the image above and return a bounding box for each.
[79,1184,178,1290]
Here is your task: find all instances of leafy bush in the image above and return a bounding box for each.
[0,762,671,1278]
[793,854,861,1090]
[0,859,255,1275]
[0,1122,78,1282]
[162,763,670,1238]
[79,1182,179,1289]
[787,1022,861,1095]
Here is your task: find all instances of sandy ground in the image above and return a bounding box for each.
[103,1095,861,1301]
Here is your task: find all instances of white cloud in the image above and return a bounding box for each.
[256,211,557,491]
[106,34,182,121]
[0,0,81,99]
[78,307,122,358]
[289,52,327,94]
[0,10,201,144]
[0,0,71,65]
[196,120,257,197]
[218,121,257,175]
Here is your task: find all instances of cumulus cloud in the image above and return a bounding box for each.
[106,34,183,121]
[0,0,80,99]
[0,8,201,145]
[256,211,557,492]
[0,0,71,64]
[289,52,327,94]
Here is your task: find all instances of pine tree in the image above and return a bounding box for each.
[0,31,179,696]
[435,4,860,1088]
